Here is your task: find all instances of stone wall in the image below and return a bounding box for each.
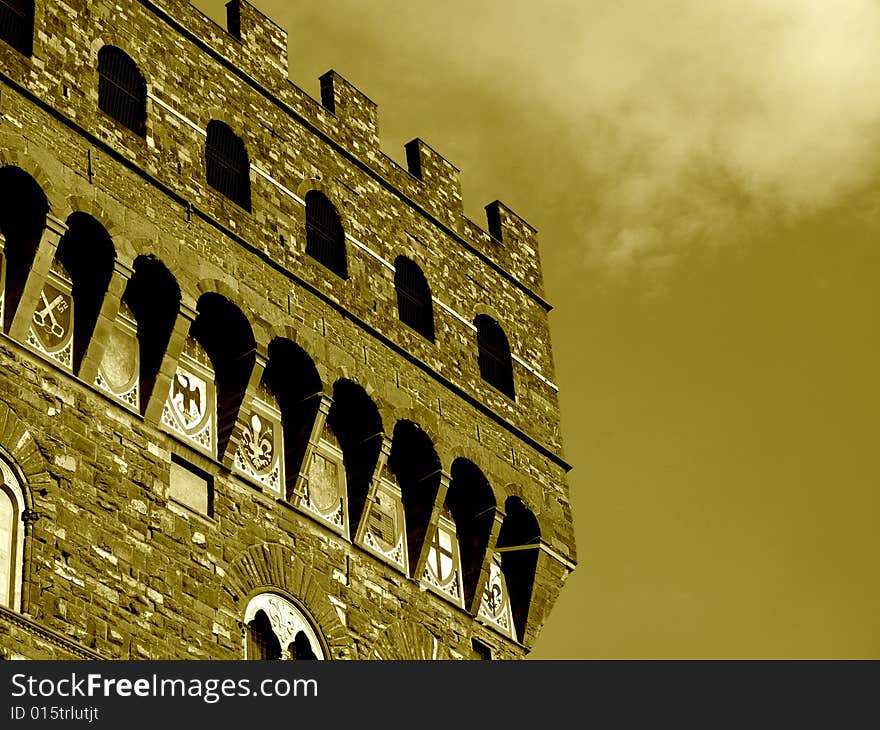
[0,0,575,660]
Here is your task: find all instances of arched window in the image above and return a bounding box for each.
[244,593,325,660]
[0,0,34,57]
[97,46,147,137]
[246,609,281,660]
[305,191,347,278]
[0,456,25,611]
[394,257,434,341]
[327,380,383,538]
[205,120,251,211]
[475,314,515,398]
[184,293,256,459]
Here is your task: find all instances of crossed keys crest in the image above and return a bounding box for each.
[32,290,70,340]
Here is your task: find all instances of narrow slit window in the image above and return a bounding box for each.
[98,46,147,137]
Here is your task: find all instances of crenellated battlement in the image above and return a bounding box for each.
[225,0,287,76]
[319,70,380,151]
[404,138,464,229]
[0,0,573,663]
[167,0,545,299]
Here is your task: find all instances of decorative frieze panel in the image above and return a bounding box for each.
[357,467,408,574]
[233,383,284,495]
[477,554,516,639]
[94,301,139,410]
[301,427,348,535]
[422,511,465,608]
[161,335,216,457]
[27,259,73,371]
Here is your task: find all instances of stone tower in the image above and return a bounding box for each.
[0,0,575,660]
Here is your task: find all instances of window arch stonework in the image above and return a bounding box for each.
[97,45,147,137]
[244,593,325,660]
[0,456,26,612]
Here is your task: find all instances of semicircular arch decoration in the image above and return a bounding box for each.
[244,592,324,660]
[218,542,355,660]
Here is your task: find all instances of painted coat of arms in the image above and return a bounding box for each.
[94,301,139,409]
[478,555,516,639]
[27,259,74,370]
[161,336,216,456]
[233,385,284,495]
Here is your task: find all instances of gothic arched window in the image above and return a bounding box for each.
[244,593,325,660]
[205,120,251,211]
[475,314,515,399]
[97,46,147,137]
[0,0,34,57]
[0,457,25,611]
[394,257,434,341]
[305,191,347,278]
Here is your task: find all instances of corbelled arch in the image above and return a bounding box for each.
[0,147,64,220]
[218,542,354,660]
[452,440,516,509]
[65,194,138,267]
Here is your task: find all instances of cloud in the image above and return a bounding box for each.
[198,0,880,274]
[333,0,880,272]
[540,0,880,271]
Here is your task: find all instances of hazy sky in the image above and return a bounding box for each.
[192,0,879,658]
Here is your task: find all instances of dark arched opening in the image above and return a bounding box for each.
[54,213,116,374]
[205,120,251,211]
[304,190,347,278]
[97,45,147,137]
[190,293,256,457]
[122,255,181,413]
[0,0,34,57]
[475,314,515,398]
[388,420,441,575]
[263,338,323,499]
[0,166,47,332]
[394,256,434,341]
[327,379,383,533]
[446,458,497,609]
[247,610,281,660]
[497,496,541,642]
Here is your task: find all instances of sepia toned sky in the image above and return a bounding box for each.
[193,0,879,658]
